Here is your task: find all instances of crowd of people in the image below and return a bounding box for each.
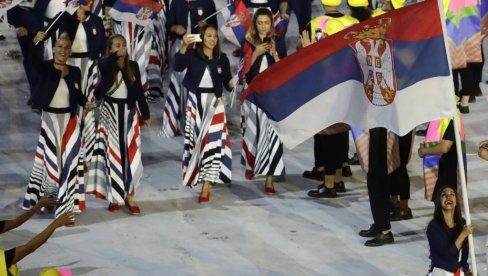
[0,0,484,274]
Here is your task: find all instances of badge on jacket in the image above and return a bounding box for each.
[92,27,97,35]
[217,67,222,74]
[197,8,203,16]
[75,82,79,90]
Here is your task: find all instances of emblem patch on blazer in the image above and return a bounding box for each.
[92,27,97,35]
[74,82,79,90]
[197,8,203,16]
[217,67,222,74]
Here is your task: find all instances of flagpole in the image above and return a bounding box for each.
[452,115,477,275]
[34,11,64,46]
[192,3,231,28]
[435,0,477,271]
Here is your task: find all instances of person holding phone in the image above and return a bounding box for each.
[86,34,151,215]
[241,8,284,195]
[162,0,218,137]
[173,24,234,203]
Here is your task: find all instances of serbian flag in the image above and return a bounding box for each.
[109,0,163,28]
[274,12,289,37]
[220,0,251,47]
[242,0,456,149]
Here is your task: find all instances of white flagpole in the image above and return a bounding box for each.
[452,116,477,275]
[434,0,477,271]
[192,3,231,28]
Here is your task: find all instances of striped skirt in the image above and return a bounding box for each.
[182,92,232,187]
[240,101,284,179]
[86,97,142,204]
[67,57,99,210]
[23,109,82,218]
[161,39,187,137]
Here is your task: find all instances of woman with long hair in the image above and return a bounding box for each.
[86,34,151,215]
[162,0,218,137]
[22,32,93,224]
[241,8,284,195]
[174,24,233,203]
[427,186,474,276]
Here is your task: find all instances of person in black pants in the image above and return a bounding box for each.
[286,0,313,34]
[358,128,394,246]
[389,131,414,221]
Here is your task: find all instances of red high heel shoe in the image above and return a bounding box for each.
[265,186,276,195]
[125,201,141,216]
[108,203,120,212]
[198,191,210,203]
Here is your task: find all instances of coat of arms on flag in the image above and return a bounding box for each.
[345,18,396,106]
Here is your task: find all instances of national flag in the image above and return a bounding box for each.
[109,0,163,28]
[445,0,482,68]
[220,0,251,47]
[242,0,456,149]
[274,12,288,37]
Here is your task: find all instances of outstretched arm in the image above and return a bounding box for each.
[1,198,59,234]
[11,212,74,265]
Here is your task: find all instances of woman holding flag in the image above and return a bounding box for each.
[241,8,284,195]
[426,186,474,276]
[174,24,233,203]
[86,34,151,215]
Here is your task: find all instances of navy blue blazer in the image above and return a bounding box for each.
[427,220,469,273]
[59,13,106,60]
[7,0,48,31]
[30,44,87,115]
[166,0,217,36]
[173,48,232,97]
[95,53,150,120]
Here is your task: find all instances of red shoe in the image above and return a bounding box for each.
[125,201,141,216]
[198,191,210,203]
[108,203,120,212]
[265,186,276,195]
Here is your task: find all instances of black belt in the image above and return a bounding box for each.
[44,106,70,114]
[105,96,128,104]
[197,87,214,93]
[70,52,90,58]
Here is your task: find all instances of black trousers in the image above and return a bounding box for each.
[389,131,413,200]
[367,128,391,231]
[314,132,349,175]
[287,0,312,33]
[453,63,476,97]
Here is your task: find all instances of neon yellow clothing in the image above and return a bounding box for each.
[1,249,19,276]
[309,14,359,36]
[372,8,387,17]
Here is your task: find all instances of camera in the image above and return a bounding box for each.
[315,28,323,41]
